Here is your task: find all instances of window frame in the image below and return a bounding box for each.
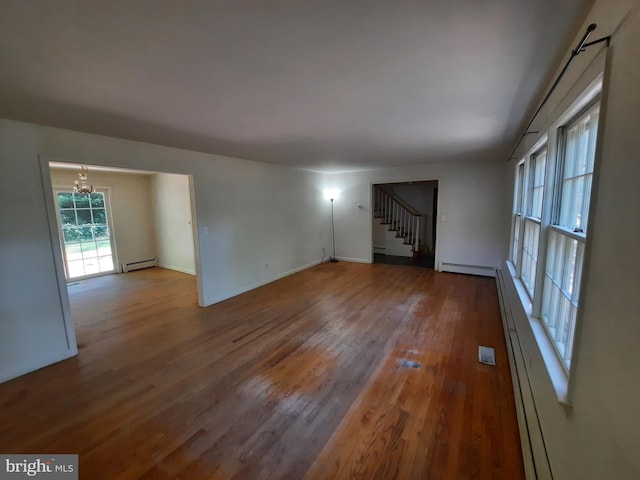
[538,100,600,373]
[507,81,603,384]
[53,187,118,280]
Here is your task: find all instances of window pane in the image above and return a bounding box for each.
[96,239,111,255]
[79,225,94,241]
[586,111,599,172]
[65,243,83,261]
[74,193,90,208]
[542,230,584,369]
[59,210,77,225]
[515,164,524,214]
[92,208,106,224]
[528,149,546,219]
[76,209,93,225]
[90,193,105,208]
[81,242,98,258]
[558,105,598,233]
[511,162,525,266]
[83,258,100,275]
[512,215,521,265]
[99,256,114,271]
[63,227,80,243]
[521,220,540,297]
[67,260,85,278]
[94,225,109,239]
[57,193,74,209]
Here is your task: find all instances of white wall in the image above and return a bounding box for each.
[0,119,329,383]
[0,130,77,383]
[150,173,196,275]
[50,168,156,270]
[504,1,640,478]
[328,158,509,270]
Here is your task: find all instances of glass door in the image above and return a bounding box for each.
[55,190,116,279]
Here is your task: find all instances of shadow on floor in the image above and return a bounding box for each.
[373,253,435,269]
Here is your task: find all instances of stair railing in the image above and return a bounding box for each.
[373,186,421,252]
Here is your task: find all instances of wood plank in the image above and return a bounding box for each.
[0,264,524,479]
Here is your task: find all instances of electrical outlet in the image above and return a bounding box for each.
[265,263,269,270]
[322,247,326,258]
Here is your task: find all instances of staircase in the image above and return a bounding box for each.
[373,185,422,256]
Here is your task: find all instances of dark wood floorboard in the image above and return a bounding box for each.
[0,264,524,479]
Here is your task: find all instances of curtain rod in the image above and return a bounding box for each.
[506,23,611,162]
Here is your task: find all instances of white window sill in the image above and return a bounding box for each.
[506,262,572,406]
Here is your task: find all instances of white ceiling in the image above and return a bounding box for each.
[0,1,592,172]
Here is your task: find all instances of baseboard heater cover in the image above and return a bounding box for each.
[496,267,552,480]
[122,258,158,272]
[439,261,496,277]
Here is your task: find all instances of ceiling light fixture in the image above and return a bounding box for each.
[73,165,94,193]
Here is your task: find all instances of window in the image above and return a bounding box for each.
[540,103,599,370]
[509,99,600,372]
[56,190,116,279]
[510,163,525,266]
[521,148,547,297]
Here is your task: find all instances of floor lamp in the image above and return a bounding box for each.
[330,197,338,262]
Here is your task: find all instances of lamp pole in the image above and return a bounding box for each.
[330,198,338,262]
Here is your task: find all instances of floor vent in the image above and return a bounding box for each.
[478,346,496,365]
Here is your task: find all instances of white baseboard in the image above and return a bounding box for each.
[158,263,196,276]
[0,349,77,384]
[201,259,323,306]
[336,256,372,264]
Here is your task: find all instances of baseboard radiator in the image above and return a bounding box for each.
[496,267,552,480]
[439,261,496,277]
[122,258,157,272]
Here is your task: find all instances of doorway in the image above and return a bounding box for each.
[372,180,438,268]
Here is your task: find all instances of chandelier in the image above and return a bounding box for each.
[73,165,94,194]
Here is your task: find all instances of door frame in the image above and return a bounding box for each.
[369,178,440,268]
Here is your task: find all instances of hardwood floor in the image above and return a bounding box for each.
[0,264,524,479]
